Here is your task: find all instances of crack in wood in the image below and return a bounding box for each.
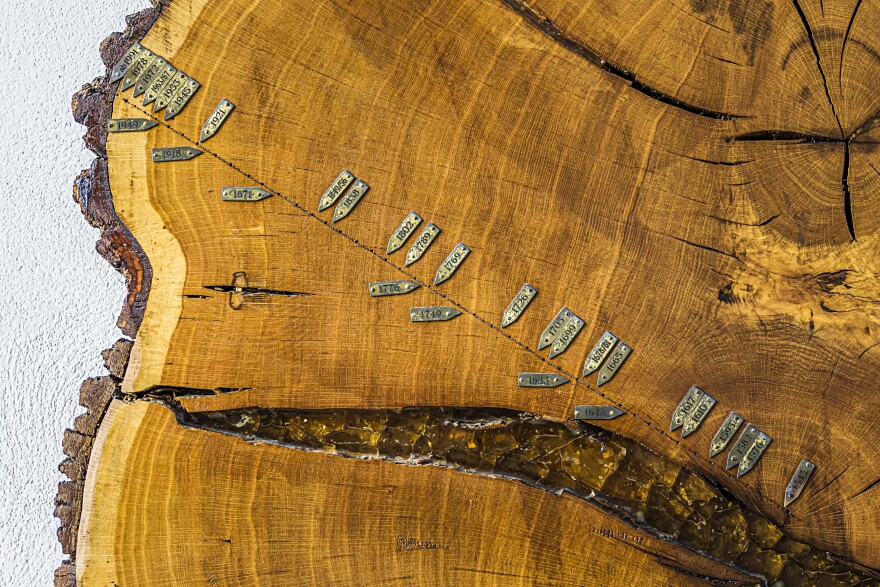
[143,398,880,585]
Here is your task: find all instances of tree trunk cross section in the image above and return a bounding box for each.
[60,0,880,584]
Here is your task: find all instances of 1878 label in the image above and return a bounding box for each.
[433,243,470,285]
[501,284,537,328]
[121,48,155,91]
[404,223,440,266]
[386,211,422,254]
[582,331,618,376]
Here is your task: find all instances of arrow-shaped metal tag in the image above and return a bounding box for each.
[784,459,816,507]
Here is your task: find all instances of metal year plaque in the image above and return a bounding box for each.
[110,43,144,83]
[433,243,470,286]
[143,61,177,106]
[369,280,420,297]
[784,460,816,507]
[574,405,626,420]
[404,223,440,266]
[120,48,155,91]
[411,306,461,322]
[501,284,537,328]
[154,70,189,112]
[386,211,422,254]
[596,342,632,387]
[133,56,167,97]
[221,187,273,202]
[548,312,585,359]
[737,431,772,477]
[152,147,202,162]
[582,331,618,377]
[333,179,369,222]
[107,118,157,133]
[680,391,716,438]
[726,424,759,470]
[538,307,573,350]
[670,386,704,431]
[165,76,201,121]
[318,170,355,211]
[708,411,744,458]
[200,98,235,142]
[518,373,569,388]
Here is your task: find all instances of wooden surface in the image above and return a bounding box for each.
[78,400,752,586]
[68,0,880,583]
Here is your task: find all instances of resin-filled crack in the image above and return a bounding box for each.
[152,400,878,586]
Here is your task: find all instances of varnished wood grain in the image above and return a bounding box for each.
[78,401,754,586]
[76,0,880,581]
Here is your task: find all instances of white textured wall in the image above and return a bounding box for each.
[0,2,150,585]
